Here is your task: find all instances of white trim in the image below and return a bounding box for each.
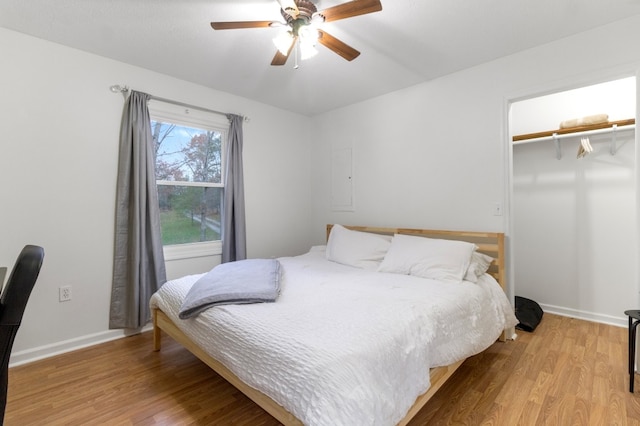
[149,100,228,253]
[148,99,230,130]
[156,180,223,188]
[539,303,627,328]
[502,95,514,305]
[505,63,640,332]
[10,300,624,368]
[9,324,153,367]
[163,240,222,261]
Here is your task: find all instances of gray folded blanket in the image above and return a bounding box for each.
[179,258,281,319]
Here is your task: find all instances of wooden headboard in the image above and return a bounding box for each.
[326,225,506,290]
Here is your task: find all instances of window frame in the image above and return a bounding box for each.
[148,100,228,260]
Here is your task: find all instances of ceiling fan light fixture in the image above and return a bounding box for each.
[298,24,319,60]
[298,25,319,44]
[211,0,383,66]
[299,40,318,60]
[273,30,294,55]
[310,13,325,25]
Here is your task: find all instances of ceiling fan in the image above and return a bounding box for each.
[211,0,383,66]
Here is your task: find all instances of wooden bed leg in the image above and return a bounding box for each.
[153,309,161,351]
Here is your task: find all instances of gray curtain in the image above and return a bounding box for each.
[110,90,167,329]
[221,114,247,263]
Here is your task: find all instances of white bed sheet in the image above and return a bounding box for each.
[150,247,517,426]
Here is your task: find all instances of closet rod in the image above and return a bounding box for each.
[513,118,635,143]
[513,122,635,145]
[109,84,249,122]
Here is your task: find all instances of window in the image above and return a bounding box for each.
[148,101,227,253]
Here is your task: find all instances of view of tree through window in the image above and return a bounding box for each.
[151,119,223,246]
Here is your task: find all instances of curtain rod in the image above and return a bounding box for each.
[109,84,249,122]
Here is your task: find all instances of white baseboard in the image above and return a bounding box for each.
[9,324,153,367]
[539,303,627,328]
[9,304,628,367]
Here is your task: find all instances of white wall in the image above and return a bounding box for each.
[310,15,640,321]
[0,27,313,363]
[4,13,640,364]
[511,77,636,135]
[512,78,636,325]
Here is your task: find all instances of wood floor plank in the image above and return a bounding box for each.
[517,400,541,426]
[6,313,640,425]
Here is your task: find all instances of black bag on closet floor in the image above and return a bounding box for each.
[514,296,544,332]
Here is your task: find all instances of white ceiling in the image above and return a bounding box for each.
[2,0,640,116]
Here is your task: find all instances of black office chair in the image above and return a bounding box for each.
[0,245,44,424]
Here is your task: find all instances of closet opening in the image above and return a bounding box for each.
[509,76,637,327]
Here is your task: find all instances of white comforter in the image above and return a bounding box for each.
[150,247,517,426]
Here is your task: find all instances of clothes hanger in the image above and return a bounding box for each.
[577,137,593,159]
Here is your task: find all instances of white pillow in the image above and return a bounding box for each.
[378,234,476,282]
[326,225,392,270]
[463,251,494,283]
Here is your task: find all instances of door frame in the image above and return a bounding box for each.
[503,65,640,322]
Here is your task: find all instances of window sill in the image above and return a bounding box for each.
[163,241,222,261]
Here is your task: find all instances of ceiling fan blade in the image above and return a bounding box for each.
[271,36,297,66]
[318,30,360,61]
[211,21,276,30]
[316,0,382,23]
[277,0,299,18]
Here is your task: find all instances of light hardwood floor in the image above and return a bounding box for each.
[6,313,640,425]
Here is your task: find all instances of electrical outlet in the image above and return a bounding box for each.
[59,285,72,302]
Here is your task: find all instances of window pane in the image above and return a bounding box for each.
[158,185,222,245]
[151,120,222,184]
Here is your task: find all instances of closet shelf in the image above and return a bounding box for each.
[513,118,635,142]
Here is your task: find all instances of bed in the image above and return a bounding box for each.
[150,225,518,425]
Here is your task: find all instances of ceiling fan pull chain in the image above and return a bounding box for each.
[294,40,300,69]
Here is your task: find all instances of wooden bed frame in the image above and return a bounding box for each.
[153,225,508,426]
